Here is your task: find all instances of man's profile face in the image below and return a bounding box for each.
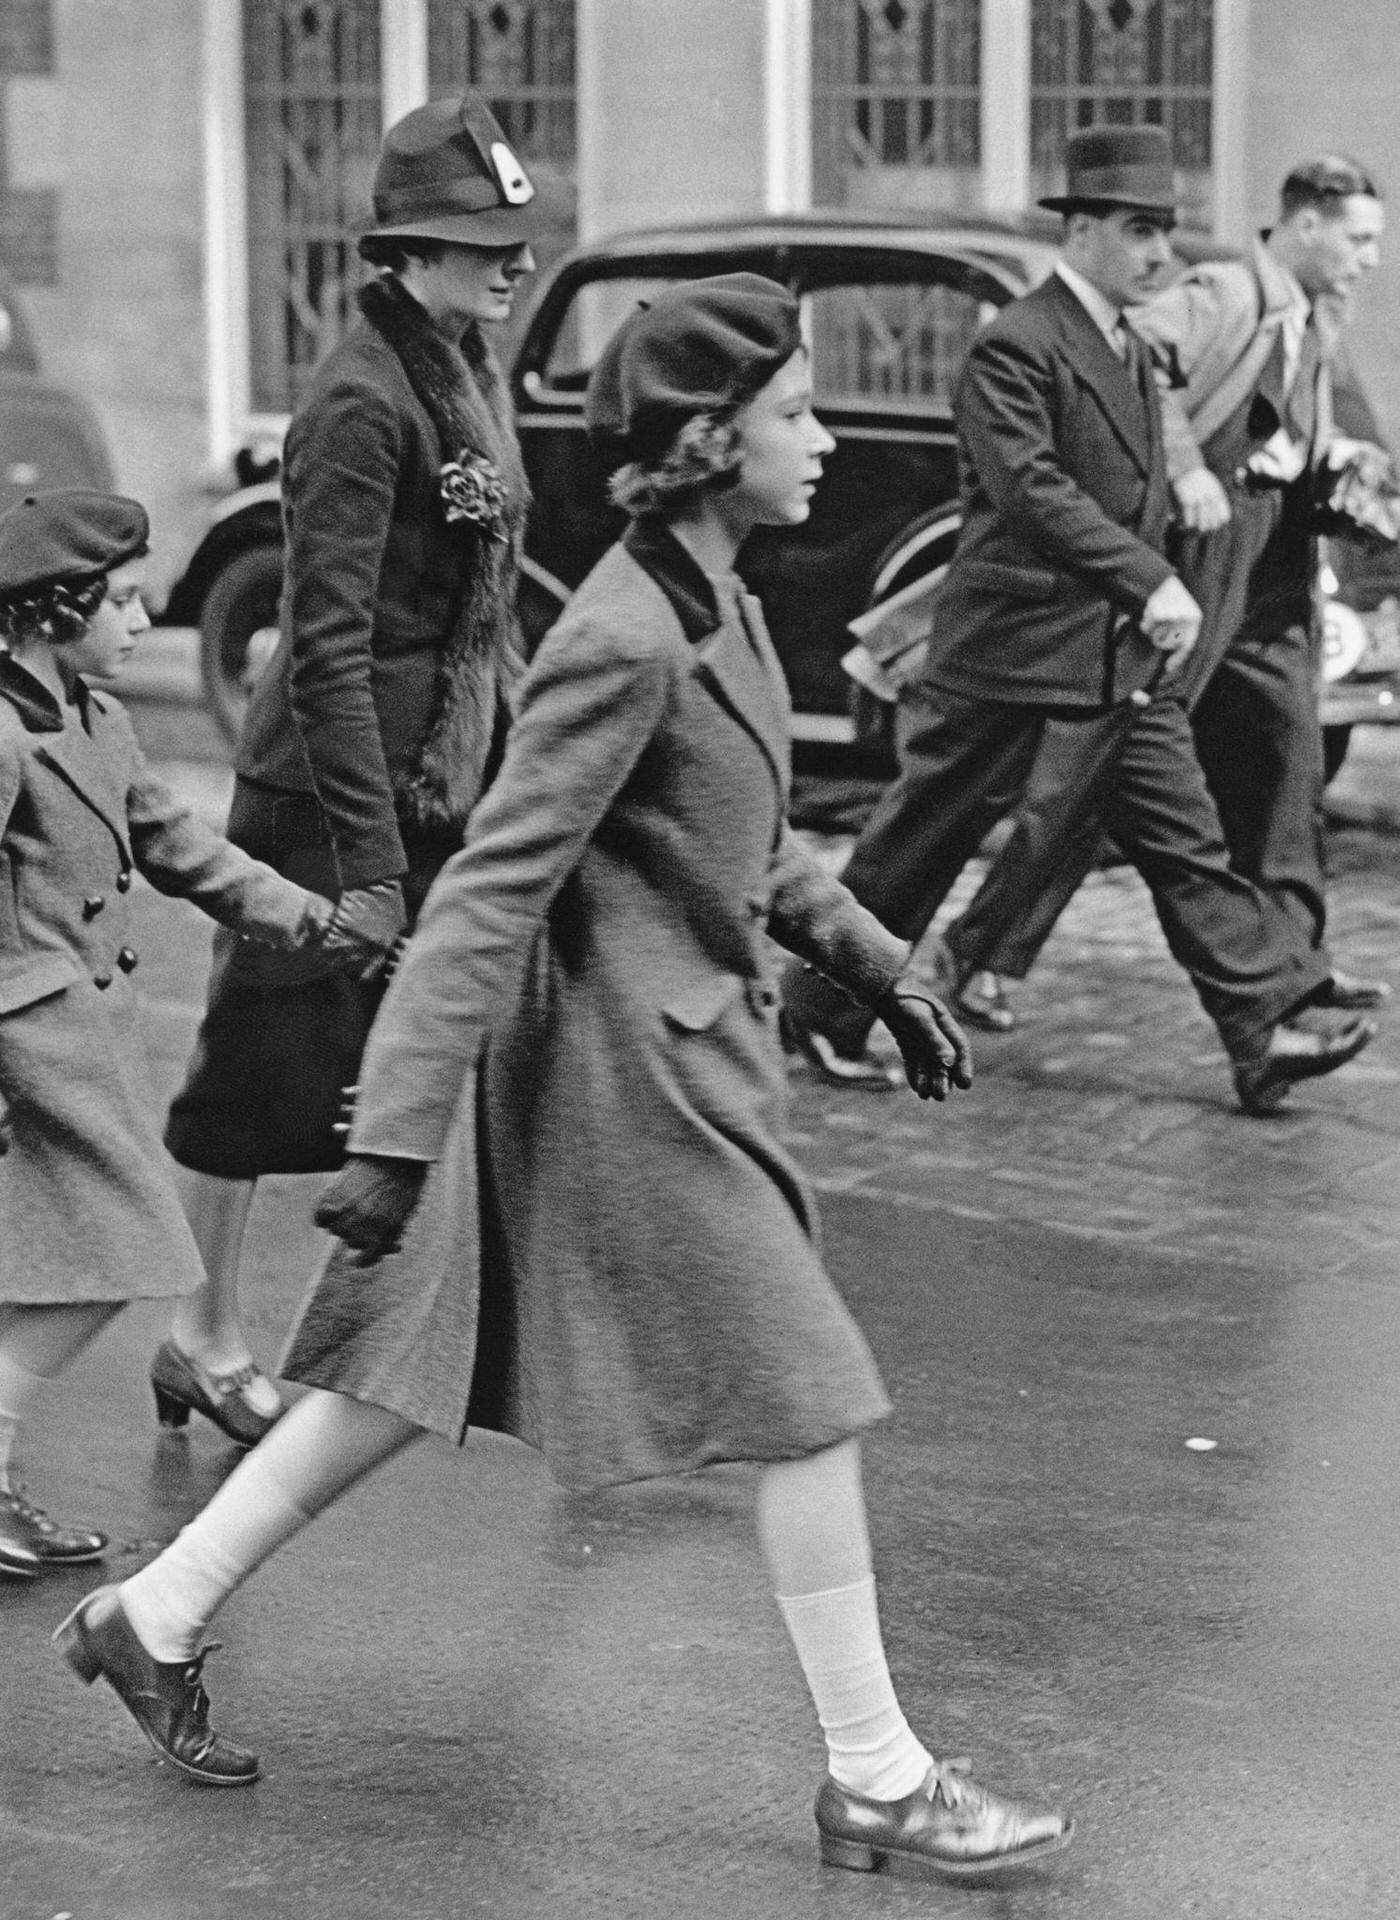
[1291,193,1384,298]
[1066,207,1177,309]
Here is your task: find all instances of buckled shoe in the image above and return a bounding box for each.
[54,1584,259,1786]
[1233,1015,1375,1115]
[0,1487,105,1567]
[150,1339,284,1448]
[816,1756,1072,1882]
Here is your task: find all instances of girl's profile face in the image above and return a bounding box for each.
[68,558,150,681]
[729,349,835,528]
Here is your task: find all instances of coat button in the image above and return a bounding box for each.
[116,871,132,893]
[117,947,139,973]
[82,895,106,919]
[94,973,113,991]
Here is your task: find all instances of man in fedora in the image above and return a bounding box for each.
[154,94,539,1439]
[780,126,1374,1114]
[944,154,1389,1023]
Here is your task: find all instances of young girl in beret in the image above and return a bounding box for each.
[0,489,382,1579]
[60,290,1070,1882]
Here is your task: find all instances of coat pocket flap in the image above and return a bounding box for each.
[960,560,1060,601]
[0,952,79,1016]
[661,972,746,1033]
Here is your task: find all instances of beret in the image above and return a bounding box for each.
[585,273,803,462]
[0,490,149,600]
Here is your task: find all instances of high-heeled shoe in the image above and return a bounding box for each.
[150,1340,284,1448]
[54,1583,260,1786]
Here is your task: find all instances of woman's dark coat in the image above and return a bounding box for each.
[282,523,907,1489]
[0,658,313,1302]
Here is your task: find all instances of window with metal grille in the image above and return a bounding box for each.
[427,0,575,168]
[243,0,382,414]
[1030,0,1213,225]
[812,0,981,213]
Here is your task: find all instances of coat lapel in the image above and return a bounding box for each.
[623,518,789,804]
[32,695,133,862]
[1045,275,1153,474]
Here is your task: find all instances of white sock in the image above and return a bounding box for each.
[777,1574,932,1800]
[120,1454,312,1663]
[0,1350,49,1493]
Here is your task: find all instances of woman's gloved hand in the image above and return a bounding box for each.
[873,975,974,1102]
[313,881,408,983]
[315,1153,428,1266]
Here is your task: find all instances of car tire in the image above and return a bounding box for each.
[198,543,283,745]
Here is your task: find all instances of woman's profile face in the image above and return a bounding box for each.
[729,349,835,528]
[67,558,150,681]
[413,240,536,326]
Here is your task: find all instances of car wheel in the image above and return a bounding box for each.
[198,544,283,744]
[1323,722,1354,785]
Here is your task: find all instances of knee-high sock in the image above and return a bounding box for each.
[120,1388,422,1663]
[758,1442,931,1801]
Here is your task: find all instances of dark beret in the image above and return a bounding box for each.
[0,489,149,600]
[585,273,803,462]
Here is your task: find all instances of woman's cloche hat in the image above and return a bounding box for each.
[1039,125,1178,216]
[585,273,804,462]
[0,490,149,600]
[364,91,541,248]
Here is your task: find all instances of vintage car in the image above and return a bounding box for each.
[0,262,115,510]
[164,213,1400,782]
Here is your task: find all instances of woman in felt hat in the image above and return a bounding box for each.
[150,92,539,1448]
[0,489,339,1578]
[58,281,1070,1883]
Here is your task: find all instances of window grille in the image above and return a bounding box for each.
[1030,0,1213,224]
[812,0,981,212]
[243,0,382,414]
[427,0,575,167]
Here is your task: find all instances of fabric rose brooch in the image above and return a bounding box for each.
[440,451,509,542]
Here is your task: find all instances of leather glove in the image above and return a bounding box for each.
[315,1153,428,1268]
[313,881,408,984]
[873,975,974,1102]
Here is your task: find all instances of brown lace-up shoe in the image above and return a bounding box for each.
[54,1584,259,1786]
[815,1757,1072,1882]
[0,1487,105,1566]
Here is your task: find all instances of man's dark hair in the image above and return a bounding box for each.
[357,233,450,273]
[1280,155,1382,219]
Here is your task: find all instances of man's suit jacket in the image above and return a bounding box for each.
[921,271,1174,710]
[235,319,482,889]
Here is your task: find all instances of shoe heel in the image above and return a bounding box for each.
[153,1382,190,1430]
[819,1833,882,1873]
[53,1607,101,1684]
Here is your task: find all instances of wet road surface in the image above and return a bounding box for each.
[6,767,1400,1919]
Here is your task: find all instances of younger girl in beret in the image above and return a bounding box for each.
[61,292,1070,1883]
[0,490,376,1579]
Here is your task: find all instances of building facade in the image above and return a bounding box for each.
[1,0,1396,593]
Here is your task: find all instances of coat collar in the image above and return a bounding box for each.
[622,517,789,804]
[0,648,82,733]
[1041,272,1157,474]
[0,652,130,855]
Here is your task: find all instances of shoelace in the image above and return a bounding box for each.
[4,1487,57,1537]
[924,1757,985,1813]
[181,1644,223,1755]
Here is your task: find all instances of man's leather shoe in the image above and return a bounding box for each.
[0,1496,40,1578]
[0,1487,105,1566]
[816,1757,1072,1882]
[54,1584,260,1786]
[1315,968,1391,1011]
[1233,1016,1376,1116]
[955,970,1017,1034]
[779,1008,900,1091]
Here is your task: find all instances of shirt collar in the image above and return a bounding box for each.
[1054,259,1126,343]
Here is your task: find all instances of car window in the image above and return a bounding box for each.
[802,278,998,407]
[537,276,693,391]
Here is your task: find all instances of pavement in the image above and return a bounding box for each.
[8,657,1400,1917]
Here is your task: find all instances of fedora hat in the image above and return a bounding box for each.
[1039,125,1177,216]
[364,91,541,247]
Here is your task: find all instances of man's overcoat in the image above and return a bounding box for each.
[0,657,313,1303]
[282,523,905,1489]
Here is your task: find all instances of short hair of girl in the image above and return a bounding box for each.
[607,411,744,516]
[0,570,109,647]
[358,234,451,274]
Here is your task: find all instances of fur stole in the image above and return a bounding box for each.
[358,272,530,835]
